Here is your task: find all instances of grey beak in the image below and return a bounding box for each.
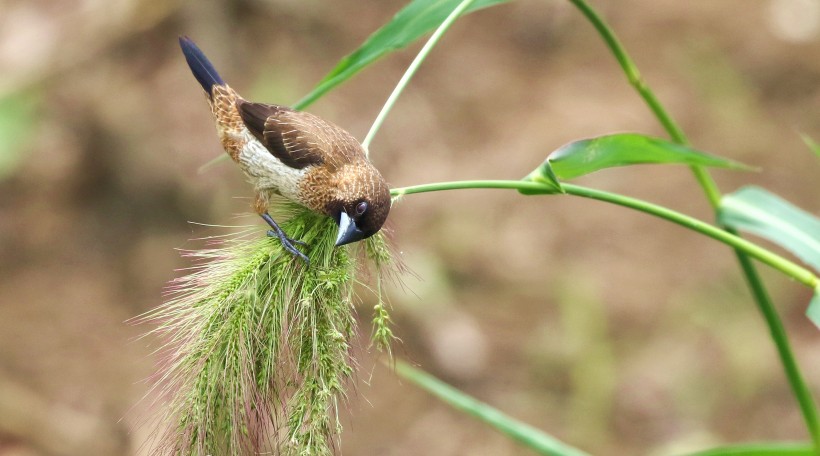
[335,211,366,247]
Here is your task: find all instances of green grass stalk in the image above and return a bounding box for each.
[362,0,478,154]
[392,180,818,289]
[566,0,820,449]
[395,361,591,456]
[680,442,813,456]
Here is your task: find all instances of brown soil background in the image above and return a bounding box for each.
[1,0,819,454]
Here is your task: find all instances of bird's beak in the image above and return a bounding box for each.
[335,211,366,247]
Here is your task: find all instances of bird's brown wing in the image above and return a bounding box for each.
[237,101,326,170]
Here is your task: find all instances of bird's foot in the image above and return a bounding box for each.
[281,234,307,246]
[260,212,309,265]
[267,230,309,264]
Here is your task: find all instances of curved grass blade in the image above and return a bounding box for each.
[394,361,590,456]
[718,186,820,273]
[294,0,510,110]
[525,133,752,182]
[678,442,813,456]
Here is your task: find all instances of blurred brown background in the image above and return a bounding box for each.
[1,0,819,454]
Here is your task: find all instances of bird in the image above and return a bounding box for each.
[178,36,391,264]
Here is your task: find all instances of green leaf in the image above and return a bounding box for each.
[541,133,752,180]
[678,442,813,456]
[394,361,590,456]
[718,186,820,273]
[808,288,820,329]
[293,0,510,110]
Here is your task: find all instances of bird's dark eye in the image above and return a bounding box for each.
[355,201,368,216]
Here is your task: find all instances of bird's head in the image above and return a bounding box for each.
[329,165,391,247]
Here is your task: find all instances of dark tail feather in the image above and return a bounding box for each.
[178,36,225,98]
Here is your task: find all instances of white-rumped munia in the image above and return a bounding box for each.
[179,36,391,263]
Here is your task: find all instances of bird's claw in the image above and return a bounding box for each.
[266,230,309,264]
[289,237,308,247]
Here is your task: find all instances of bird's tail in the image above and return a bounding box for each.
[179,36,226,98]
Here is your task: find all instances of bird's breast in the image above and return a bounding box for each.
[235,131,308,204]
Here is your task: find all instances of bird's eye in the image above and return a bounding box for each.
[355,201,368,216]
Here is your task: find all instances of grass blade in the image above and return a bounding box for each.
[533,133,751,181]
[719,186,820,327]
[718,186,820,273]
[678,442,813,456]
[809,288,820,329]
[394,361,590,456]
[293,0,510,110]
[363,0,478,153]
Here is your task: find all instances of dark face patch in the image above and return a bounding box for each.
[347,184,391,239]
[326,175,391,241]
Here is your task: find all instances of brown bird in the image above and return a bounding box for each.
[179,36,391,263]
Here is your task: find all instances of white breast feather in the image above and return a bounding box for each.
[235,129,306,202]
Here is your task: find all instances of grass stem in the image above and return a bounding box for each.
[566,0,820,449]
[391,180,818,290]
[362,0,477,155]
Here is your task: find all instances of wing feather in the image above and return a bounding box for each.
[237,101,325,169]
